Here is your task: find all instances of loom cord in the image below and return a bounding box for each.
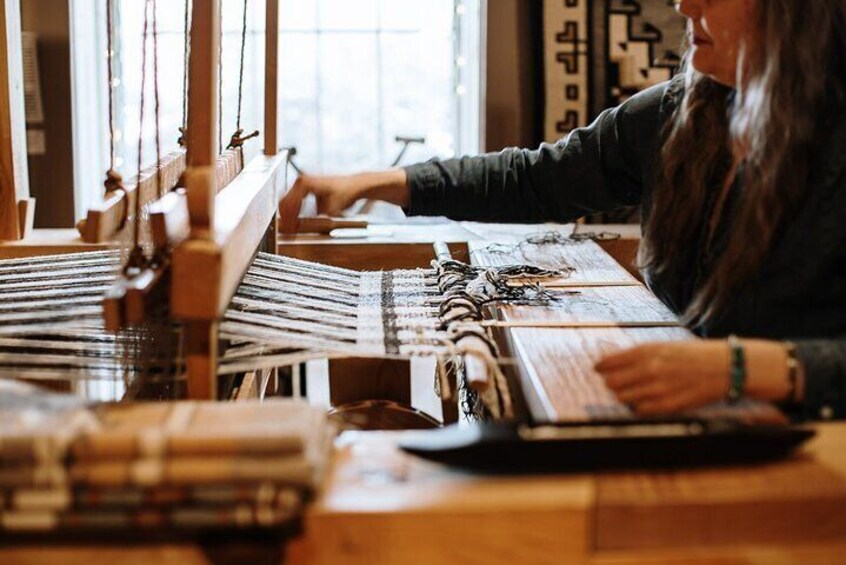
[132,0,151,256]
[0,252,183,392]
[179,0,191,146]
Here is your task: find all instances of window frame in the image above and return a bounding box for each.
[70,0,487,219]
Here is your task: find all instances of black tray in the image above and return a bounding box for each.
[398,419,815,472]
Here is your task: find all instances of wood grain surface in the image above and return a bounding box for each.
[507,326,693,421]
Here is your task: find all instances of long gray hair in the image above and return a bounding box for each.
[640,0,846,325]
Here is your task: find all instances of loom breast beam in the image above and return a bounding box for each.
[0,0,32,241]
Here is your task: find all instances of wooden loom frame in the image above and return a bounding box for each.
[0,0,33,242]
[173,0,287,400]
[0,0,256,255]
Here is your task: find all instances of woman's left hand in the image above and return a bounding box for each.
[595,341,731,415]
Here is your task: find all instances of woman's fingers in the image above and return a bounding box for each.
[596,343,687,413]
[601,368,649,392]
[594,344,652,371]
[596,341,736,415]
[613,380,670,405]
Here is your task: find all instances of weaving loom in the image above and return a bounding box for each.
[0,243,569,417]
[0,0,278,399]
[0,0,580,422]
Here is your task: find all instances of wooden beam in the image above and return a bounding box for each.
[185,0,219,237]
[17,197,33,237]
[176,0,288,400]
[81,150,186,244]
[264,0,279,157]
[0,0,28,241]
[149,189,190,251]
[0,228,108,259]
[185,320,219,400]
[172,151,288,321]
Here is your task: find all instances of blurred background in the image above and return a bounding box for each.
[20,0,684,228]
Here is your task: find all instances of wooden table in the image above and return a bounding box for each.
[276,221,641,275]
[285,221,846,563]
[6,424,844,565]
[0,229,110,259]
[289,423,846,564]
[277,221,477,271]
[5,221,844,564]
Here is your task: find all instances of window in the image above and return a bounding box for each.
[71,0,484,219]
[278,0,483,174]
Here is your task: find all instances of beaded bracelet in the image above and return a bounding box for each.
[727,335,746,404]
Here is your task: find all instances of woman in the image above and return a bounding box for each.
[280,0,846,419]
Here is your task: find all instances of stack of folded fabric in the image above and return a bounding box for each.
[0,380,97,531]
[0,380,331,533]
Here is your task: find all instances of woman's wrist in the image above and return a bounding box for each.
[356,169,409,208]
[737,339,793,402]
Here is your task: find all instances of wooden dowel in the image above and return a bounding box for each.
[185,0,219,237]
[433,241,453,263]
[507,279,644,288]
[477,320,681,329]
[264,0,279,157]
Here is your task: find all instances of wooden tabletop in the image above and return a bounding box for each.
[6,424,844,565]
[289,423,846,564]
[4,222,844,564]
[0,229,111,259]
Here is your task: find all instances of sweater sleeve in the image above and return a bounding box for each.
[404,80,670,223]
[795,339,846,420]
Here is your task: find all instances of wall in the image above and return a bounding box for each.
[21,0,75,228]
[484,0,542,152]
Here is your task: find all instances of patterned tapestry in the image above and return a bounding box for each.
[544,0,686,142]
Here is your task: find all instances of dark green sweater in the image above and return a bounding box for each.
[405,79,846,421]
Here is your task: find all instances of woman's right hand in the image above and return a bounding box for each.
[279,175,365,233]
[279,170,410,233]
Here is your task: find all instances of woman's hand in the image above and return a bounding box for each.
[278,170,410,233]
[595,339,792,415]
[596,341,731,415]
[279,175,367,233]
